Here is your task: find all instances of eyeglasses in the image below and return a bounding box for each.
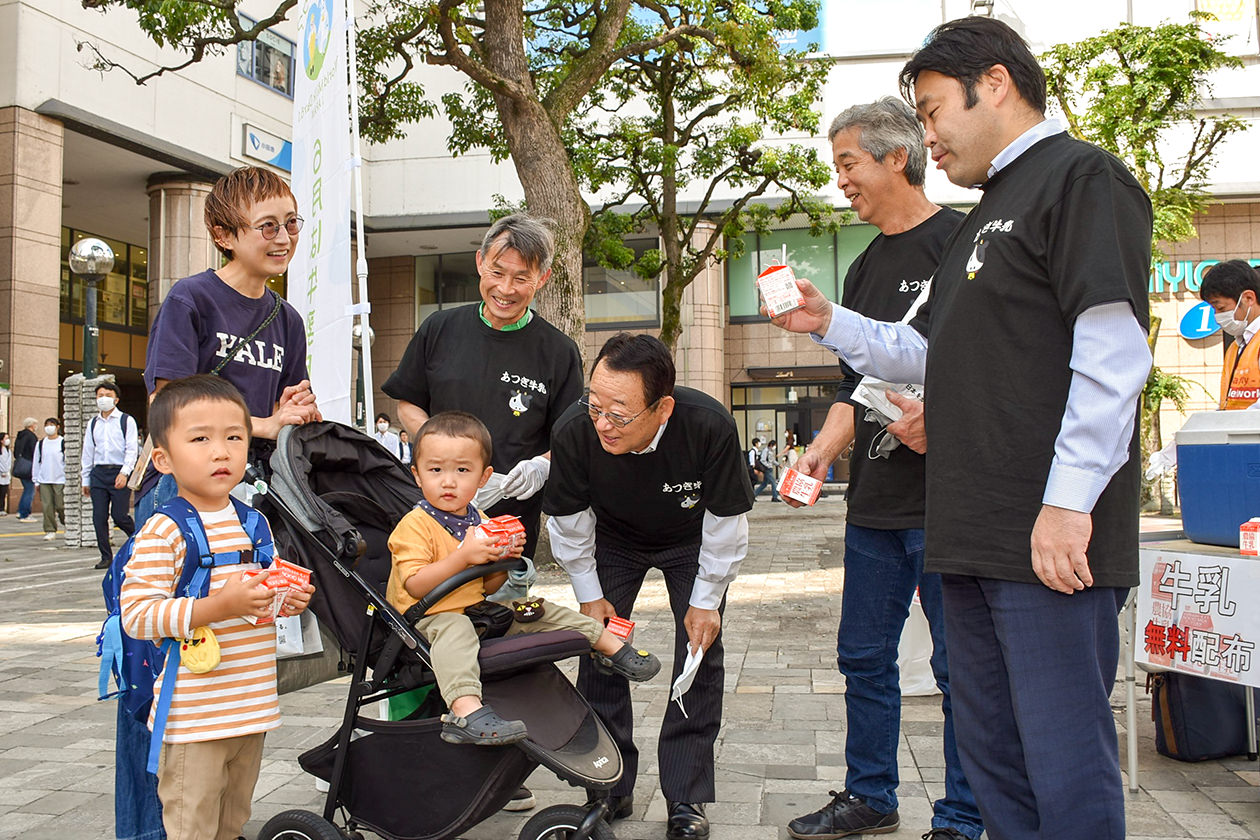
[253,216,304,240]
[579,396,659,429]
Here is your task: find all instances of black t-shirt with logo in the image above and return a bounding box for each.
[544,387,755,551]
[382,304,583,473]
[907,132,1151,588]
[835,207,964,530]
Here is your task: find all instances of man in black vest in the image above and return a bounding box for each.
[771,18,1151,840]
[784,98,980,840]
[546,334,753,840]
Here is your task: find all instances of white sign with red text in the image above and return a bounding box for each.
[1136,548,1260,688]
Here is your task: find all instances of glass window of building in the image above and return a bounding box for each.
[415,252,481,324]
[60,228,149,331]
[727,225,878,320]
[584,238,660,328]
[237,14,295,97]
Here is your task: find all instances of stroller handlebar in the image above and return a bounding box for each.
[405,558,528,624]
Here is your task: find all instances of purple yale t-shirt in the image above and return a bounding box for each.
[144,270,309,419]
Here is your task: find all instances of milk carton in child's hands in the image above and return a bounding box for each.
[757,264,805,317]
[778,467,823,506]
[472,515,527,551]
[243,558,311,625]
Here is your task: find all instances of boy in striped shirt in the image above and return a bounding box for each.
[120,375,314,840]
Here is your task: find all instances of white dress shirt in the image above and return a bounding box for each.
[81,410,139,486]
[546,419,751,610]
[813,119,1152,514]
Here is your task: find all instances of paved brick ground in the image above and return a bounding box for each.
[0,498,1255,839]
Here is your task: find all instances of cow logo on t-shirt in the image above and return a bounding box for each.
[509,390,533,416]
[965,240,988,280]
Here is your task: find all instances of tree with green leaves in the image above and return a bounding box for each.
[81,0,839,357]
[1041,12,1246,256]
[564,1,842,351]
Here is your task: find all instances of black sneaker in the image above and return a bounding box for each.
[922,829,970,840]
[786,790,898,839]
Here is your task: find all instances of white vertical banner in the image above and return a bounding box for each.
[290,0,354,423]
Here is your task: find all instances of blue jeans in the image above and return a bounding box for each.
[942,575,1128,840]
[114,472,176,840]
[754,469,778,500]
[837,524,982,838]
[134,473,177,529]
[18,477,35,518]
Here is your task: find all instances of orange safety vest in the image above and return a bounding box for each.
[1220,333,1260,410]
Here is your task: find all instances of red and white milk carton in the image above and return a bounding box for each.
[778,467,823,506]
[473,514,527,549]
[1240,518,1260,556]
[756,264,805,317]
[243,558,312,625]
[606,616,635,645]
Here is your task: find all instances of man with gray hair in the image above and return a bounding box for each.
[383,216,583,812]
[785,97,982,840]
[384,211,584,561]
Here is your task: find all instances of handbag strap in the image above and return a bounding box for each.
[209,291,283,376]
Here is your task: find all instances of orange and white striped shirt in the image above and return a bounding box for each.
[119,504,281,743]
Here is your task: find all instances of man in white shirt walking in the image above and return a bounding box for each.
[82,382,138,569]
[33,418,66,540]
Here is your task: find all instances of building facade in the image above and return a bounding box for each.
[1,0,1257,497]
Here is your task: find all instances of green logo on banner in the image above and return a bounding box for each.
[303,0,333,80]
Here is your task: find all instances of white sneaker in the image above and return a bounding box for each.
[43,532,57,541]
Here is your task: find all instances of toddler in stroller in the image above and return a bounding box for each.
[251,419,657,840]
[389,411,661,746]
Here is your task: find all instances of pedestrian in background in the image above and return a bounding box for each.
[755,439,780,501]
[0,431,12,516]
[13,418,37,521]
[81,382,138,570]
[32,418,66,540]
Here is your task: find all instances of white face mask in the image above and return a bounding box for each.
[45,425,58,436]
[670,645,706,719]
[1216,299,1253,337]
[377,421,390,433]
[97,396,116,413]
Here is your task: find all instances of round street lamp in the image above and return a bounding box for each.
[68,238,115,378]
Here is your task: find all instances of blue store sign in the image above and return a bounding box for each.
[1179,301,1222,340]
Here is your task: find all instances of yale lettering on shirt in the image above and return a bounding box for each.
[215,332,285,371]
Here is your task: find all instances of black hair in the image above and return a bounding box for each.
[415,411,493,469]
[592,333,676,407]
[96,381,121,399]
[148,375,252,448]
[44,417,60,427]
[376,412,390,423]
[751,437,761,446]
[899,16,1046,114]
[1200,260,1260,304]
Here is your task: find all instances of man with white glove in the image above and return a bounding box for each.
[382,212,583,564]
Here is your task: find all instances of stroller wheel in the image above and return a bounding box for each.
[519,803,617,840]
[258,808,346,840]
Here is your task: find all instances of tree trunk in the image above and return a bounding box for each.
[481,0,591,361]
[659,267,689,352]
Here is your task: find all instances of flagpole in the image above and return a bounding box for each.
[345,0,374,431]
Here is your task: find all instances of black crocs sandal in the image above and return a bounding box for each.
[440,704,528,745]
[592,644,662,682]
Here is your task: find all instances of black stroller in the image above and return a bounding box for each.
[250,421,623,840]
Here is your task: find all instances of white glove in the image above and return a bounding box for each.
[500,455,551,501]
[473,473,509,512]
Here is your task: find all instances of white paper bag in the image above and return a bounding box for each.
[897,593,940,697]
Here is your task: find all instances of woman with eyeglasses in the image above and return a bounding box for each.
[118,166,321,840]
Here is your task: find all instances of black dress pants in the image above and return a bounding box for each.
[90,465,134,564]
[575,539,725,804]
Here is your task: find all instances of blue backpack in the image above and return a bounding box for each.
[97,495,275,771]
